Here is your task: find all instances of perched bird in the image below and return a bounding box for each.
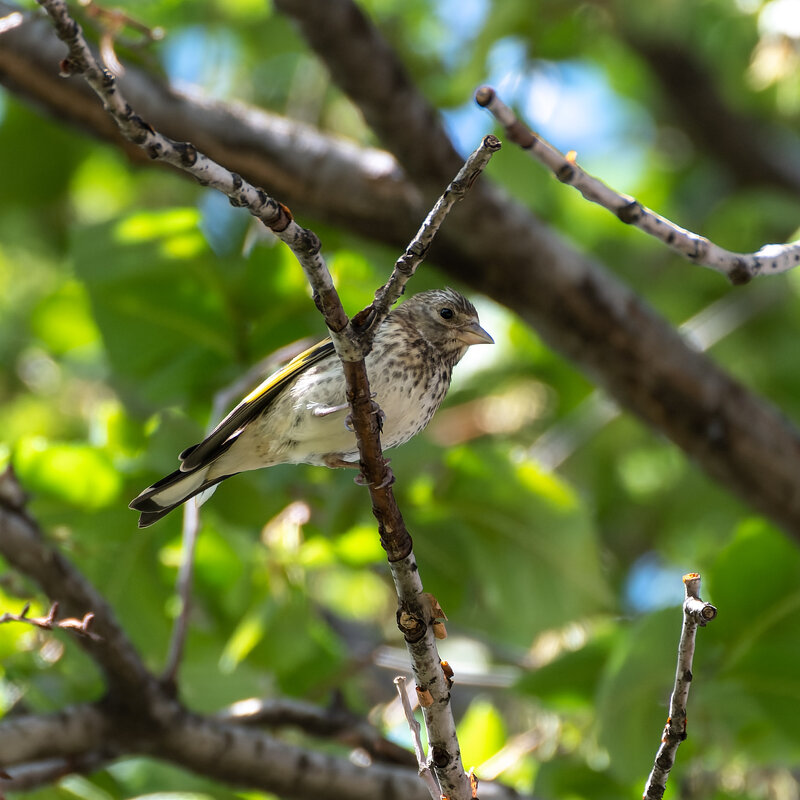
[130,288,493,527]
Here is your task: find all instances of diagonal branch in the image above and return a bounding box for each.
[0,468,156,699]
[475,86,800,285]
[36,0,355,359]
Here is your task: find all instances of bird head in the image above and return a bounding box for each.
[400,288,493,355]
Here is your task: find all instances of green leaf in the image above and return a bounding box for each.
[457,697,507,769]
[13,437,121,510]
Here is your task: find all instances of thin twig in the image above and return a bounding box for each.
[643,572,717,800]
[161,341,313,682]
[160,498,199,684]
[0,601,99,641]
[475,86,800,285]
[372,135,501,322]
[394,676,441,799]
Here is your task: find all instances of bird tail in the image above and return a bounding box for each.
[129,466,230,528]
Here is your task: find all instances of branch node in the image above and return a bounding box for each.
[474,85,495,107]
[728,259,753,286]
[397,606,427,643]
[617,200,644,224]
[556,163,575,183]
[431,745,452,768]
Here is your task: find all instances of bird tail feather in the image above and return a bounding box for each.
[129,466,229,528]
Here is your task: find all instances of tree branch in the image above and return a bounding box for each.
[0,467,528,799]
[475,86,800,285]
[627,36,800,196]
[273,0,800,543]
[643,573,717,800]
[0,468,158,700]
[29,4,502,797]
[0,2,426,246]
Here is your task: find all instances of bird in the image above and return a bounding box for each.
[130,288,493,527]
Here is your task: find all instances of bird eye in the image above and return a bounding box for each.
[439,307,454,320]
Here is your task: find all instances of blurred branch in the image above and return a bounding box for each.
[219,695,416,767]
[0,2,425,245]
[0,601,99,640]
[0,468,157,697]
[530,282,785,470]
[475,86,800,285]
[643,573,717,800]
[272,0,464,195]
[627,37,800,196]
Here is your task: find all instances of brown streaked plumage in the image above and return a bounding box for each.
[130,288,493,527]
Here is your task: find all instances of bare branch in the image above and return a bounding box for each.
[0,705,109,771]
[373,135,501,319]
[0,468,156,697]
[219,696,416,767]
[643,573,717,800]
[0,601,100,641]
[475,86,800,285]
[394,675,441,799]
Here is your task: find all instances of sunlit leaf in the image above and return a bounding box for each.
[13,437,121,509]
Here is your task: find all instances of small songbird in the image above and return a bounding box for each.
[130,288,493,527]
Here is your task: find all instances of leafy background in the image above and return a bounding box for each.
[2,0,800,798]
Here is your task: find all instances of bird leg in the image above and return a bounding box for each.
[312,402,350,418]
[322,454,395,489]
[322,455,360,469]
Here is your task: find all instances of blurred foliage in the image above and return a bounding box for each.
[2,0,800,798]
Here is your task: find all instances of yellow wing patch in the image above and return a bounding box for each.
[241,338,333,405]
[179,338,336,471]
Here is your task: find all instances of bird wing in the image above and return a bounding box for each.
[179,338,336,471]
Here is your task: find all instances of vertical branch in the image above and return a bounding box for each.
[161,343,313,682]
[643,573,717,800]
[32,5,498,796]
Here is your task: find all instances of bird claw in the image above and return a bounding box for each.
[344,394,384,433]
[373,404,386,434]
[354,460,395,488]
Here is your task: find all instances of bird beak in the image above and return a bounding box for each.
[458,321,494,346]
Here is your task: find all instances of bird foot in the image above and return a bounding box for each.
[344,394,384,433]
[354,460,395,489]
